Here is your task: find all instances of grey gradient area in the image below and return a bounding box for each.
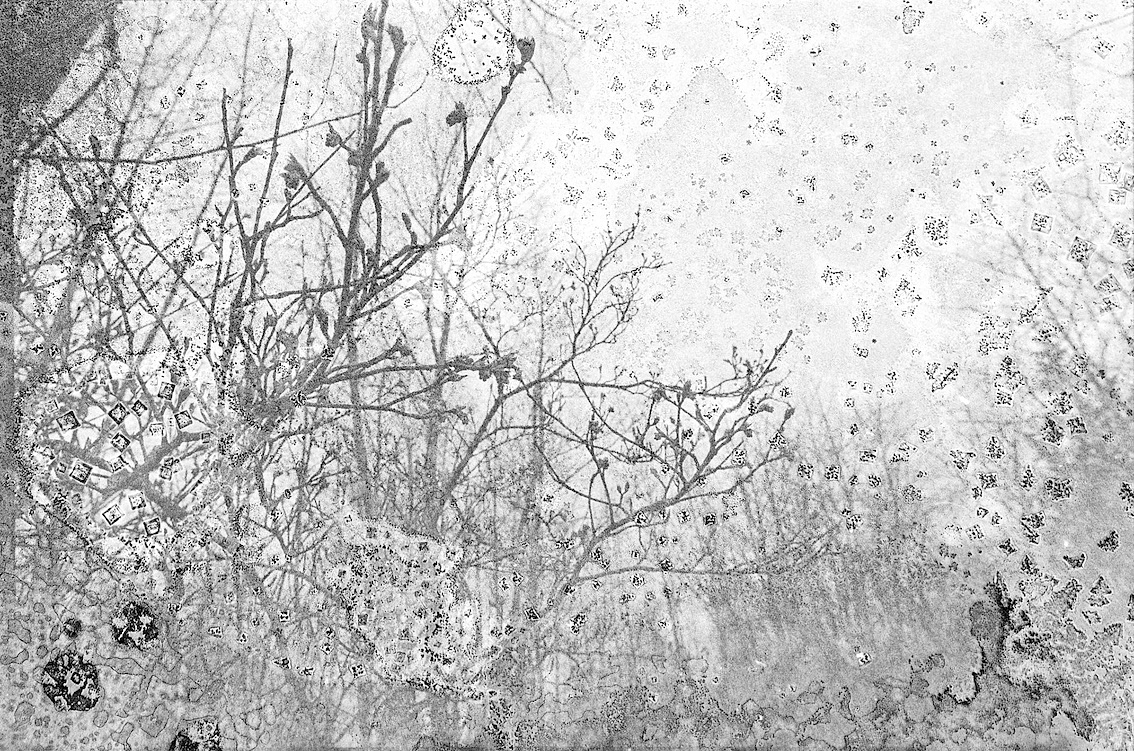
[1,1,1131,749]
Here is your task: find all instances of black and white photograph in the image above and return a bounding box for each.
[1,1,1132,748]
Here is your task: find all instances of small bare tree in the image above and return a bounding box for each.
[12,3,802,745]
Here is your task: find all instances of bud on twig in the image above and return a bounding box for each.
[445,102,467,127]
[401,212,418,244]
[361,5,379,41]
[282,154,305,196]
[374,161,390,185]
[235,146,264,170]
[516,37,535,65]
[387,24,405,52]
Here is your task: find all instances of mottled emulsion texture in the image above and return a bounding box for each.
[1,0,1132,749]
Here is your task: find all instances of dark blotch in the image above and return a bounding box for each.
[41,651,101,711]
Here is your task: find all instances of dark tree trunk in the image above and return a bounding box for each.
[0,0,117,565]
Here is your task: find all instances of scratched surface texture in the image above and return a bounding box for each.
[1,0,1132,749]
